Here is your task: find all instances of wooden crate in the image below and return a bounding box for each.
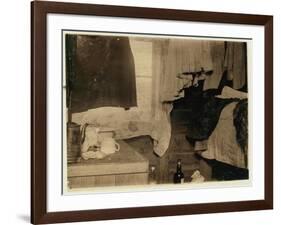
[68,141,149,189]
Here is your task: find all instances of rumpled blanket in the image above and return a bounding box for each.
[72,106,171,157]
[233,99,248,154]
[198,102,247,168]
[195,87,248,168]
[173,95,238,141]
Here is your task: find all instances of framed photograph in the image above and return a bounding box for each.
[31,1,273,224]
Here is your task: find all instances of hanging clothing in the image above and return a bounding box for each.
[224,42,247,90]
[149,38,215,156]
[161,39,213,102]
[203,41,226,90]
[150,40,173,156]
[67,35,137,113]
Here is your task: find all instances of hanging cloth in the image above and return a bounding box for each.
[68,35,137,113]
[224,42,247,90]
[161,39,213,102]
[203,41,226,90]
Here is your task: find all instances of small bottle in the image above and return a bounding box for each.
[174,159,184,184]
[149,165,157,185]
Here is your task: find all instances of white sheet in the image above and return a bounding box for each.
[72,106,172,156]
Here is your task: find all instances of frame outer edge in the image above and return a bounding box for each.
[31,2,35,223]
[31,1,48,224]
[31,1,36,223]
[30,1,274,224]
[264,16,273,209]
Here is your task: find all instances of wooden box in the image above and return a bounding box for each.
[68,141,149,188]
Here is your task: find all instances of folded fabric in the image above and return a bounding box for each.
[216,86,248,99]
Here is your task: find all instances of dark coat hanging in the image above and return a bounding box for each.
[66,34,137,113]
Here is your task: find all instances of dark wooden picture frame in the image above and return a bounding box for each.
[31,1,273,224]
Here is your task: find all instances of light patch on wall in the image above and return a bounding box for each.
[129,39,153,113]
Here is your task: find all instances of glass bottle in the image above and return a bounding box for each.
[173,159,184,184]
[149,165,157,185]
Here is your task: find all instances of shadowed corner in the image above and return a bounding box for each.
[17,214,30,223]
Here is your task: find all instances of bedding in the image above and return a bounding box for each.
[196,102,247,169]
[172,80,242,142]
[195,87,248,168]
[72,106,172,157]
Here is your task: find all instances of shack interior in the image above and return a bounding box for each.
[66,34,248,189]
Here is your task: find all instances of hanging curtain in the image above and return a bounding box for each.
[150,40,173,156]
[224,42,247,90]
[67,35,137,113]
[203,41,226,90]
[149,38,216,156]
[65,34,77,122]
[160,39,213,102]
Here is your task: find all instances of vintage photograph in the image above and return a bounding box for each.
[64,31,249,192]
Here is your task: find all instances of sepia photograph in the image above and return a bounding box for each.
[64,31,250,193]
[30,2,273,223]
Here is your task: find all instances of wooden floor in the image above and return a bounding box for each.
[124,132,203,184]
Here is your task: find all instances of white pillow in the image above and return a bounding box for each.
[216,86,247,99]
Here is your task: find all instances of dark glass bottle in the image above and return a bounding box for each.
[173,159,185,184]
